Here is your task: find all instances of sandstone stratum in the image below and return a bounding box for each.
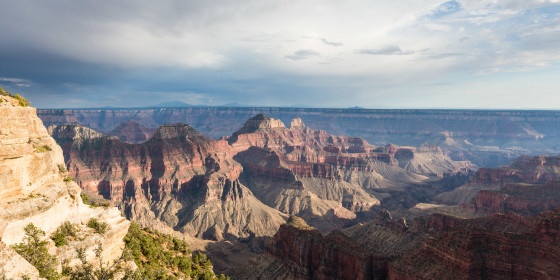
[0,94,129,279]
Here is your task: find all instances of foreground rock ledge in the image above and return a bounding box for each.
[0,95,130,279]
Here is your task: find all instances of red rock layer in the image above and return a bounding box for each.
[453,155,560,215]
[57,123,224,202]
[470,155,560,187]
[388,210,560,280]
[254,209,560,280]
[264,217,389,280]
[474,182,560,215]
[229,115,474,212]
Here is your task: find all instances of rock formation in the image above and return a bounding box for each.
[436,155,560,216]
[230,115,475,219]
[0,94,129,278]
[106,120,156,143]
[231,216,391,280]
[235,208,560,280]
[49,114,475,240]
[38,107,557,167]
[49,122,288,241]
[388,210,560,280]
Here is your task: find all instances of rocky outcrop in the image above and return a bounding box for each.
[0,241,41,279]
[229,115,475,216]
[107,121,156,143]
[0,96,129,277]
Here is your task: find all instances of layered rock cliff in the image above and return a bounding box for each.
[229,115,475,217]
[0,95,129,278]
[388,210,560,280]
[50,114,475,240]
[436,155,560,215]
[37,107,556,157]
[49,123,288,241]
[236,208,560,280]
[40,107,560,169]
[232,216,392,280]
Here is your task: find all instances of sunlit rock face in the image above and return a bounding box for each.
[0,95,129,277]
[50,113,474,241]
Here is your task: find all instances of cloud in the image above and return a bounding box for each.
[320,38,343,46]
[356,46,414,55]
[285,49,320,60]
[429,0,462,18]
[0,77,32,87]
[426,52,463,59]
[0,0,560,109]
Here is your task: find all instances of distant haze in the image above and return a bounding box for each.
[0,0,559,109]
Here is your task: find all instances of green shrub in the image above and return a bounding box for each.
[81,193,111,208]
[35,145,52,153]
[51,221,77,247]
[0,86,29,107]
[57,164,67,174]
[81,193,91,204]
[87,218,110,234]
[63,176,73,182]
[11,223,60,280]
[52,232,67,247]
[123,222,229,279]
[63,243,130,280]
[14,94,29,107]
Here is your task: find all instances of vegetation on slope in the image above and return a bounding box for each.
[12,224,59,279]
[81,193,111,208]
[51,221,77,247]
[11,222,229,280]
[0,86,29,107]
[123,222,229,280]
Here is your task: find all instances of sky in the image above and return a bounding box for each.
[0,0,559,109]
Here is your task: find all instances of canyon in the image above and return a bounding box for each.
[233,207,560,280]
[22,104,560,279]
[38,107,560,167]
[49,114,474,239]
[231,154,560,279]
